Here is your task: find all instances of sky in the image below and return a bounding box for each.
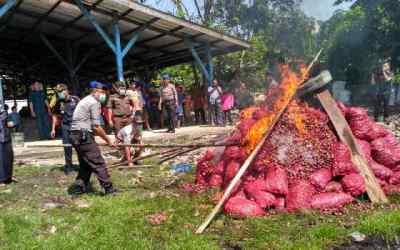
[145,0,355,21]
[301,0,355,21]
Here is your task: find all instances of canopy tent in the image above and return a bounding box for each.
[0,0,250,86]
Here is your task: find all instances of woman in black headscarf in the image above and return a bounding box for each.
[0,109,14,186]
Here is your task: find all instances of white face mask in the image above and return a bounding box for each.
[99,94,107,104]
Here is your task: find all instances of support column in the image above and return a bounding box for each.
[0,0,17,19]
[185,38,214,86]
[74,0,147,82]
[40,34,92,91]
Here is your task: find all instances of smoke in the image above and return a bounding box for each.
[301,0,355,21]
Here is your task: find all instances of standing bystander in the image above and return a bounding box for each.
[29,82,51,139]
[159,74,178,133]
[208,80,223,126]
[51,84,80,174]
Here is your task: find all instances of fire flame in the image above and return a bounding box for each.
[240,107,258,120]
[288,100,307,135]
[243,64,308,153]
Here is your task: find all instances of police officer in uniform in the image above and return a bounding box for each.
[70,82,117,195]
[51,84,80,174]
[159,73,178,133]
[107,81,133,137]
[0,107,14,186]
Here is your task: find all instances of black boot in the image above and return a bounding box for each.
[104,183,118,196]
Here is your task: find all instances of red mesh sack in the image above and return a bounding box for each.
[389,171,400,185]
[369,160,393,181]
[310,168,333,190]
[265,165,289,195]
[224,161,240,183]
[286,180,316,210]
[346,107,369,120]
[357,140,371,158]
[252,160,267,174]
[341,173,366,197]
[349,118,373,141]
[201,149,215,162]
[214,161,225,175]
[223,146,242,161]
[195,162,209,185]
[324,181,343,193]
[245,189,276,209]
[224,196,266,218]
[244,178,268,193]
[332,142,358,176]
[310,192,354,209]
[224,132,242,144]
[371,137,400,167]
[208,174,223,188]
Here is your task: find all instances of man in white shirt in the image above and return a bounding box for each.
[208,80,223,126]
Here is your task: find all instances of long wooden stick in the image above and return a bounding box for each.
[26,142,237,148]
[195,51,323,234]
[158,147,199,164]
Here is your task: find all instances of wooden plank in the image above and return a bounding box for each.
[317,90,388,203]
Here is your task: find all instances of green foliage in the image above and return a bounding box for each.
[3,165,400,249]
[320,0,400,84]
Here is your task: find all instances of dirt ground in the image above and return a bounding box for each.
[15,125,233,167]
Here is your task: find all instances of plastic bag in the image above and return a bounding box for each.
[341,173,366,197]
[286,180,316,210]
[265,165,289,195]
[310,192,354,209]
[224,196,266,218]
[310,168,333,190]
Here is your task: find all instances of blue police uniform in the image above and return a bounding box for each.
[54,96,79,172]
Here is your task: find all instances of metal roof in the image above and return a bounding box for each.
[0,0,250,81]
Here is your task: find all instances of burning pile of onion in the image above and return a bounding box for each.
[190,69,400,218]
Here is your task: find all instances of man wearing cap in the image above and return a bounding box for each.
[107,81,133,137]
[116,112,144,167]
[159,73,178,133]
[69,82,117,195]
[51,84,80,174]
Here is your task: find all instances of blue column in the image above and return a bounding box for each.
[113,21,124,82]
[74,0,146,82]
[0,0,17,19]
[185,38,214,86]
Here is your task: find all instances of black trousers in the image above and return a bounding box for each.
[70,131,112,189]
[374,94,390,121]
[62,125,73,168]
[0,141,14,183]
[163,100,176,131]
[195,108,206,124]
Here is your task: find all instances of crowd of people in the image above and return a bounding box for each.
[13,74,256,141]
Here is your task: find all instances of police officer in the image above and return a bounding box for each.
[0,108,14,186]
[69,82,117,195]
[107,81,133,137]
[51,84,80,174]
[159,73,178,133]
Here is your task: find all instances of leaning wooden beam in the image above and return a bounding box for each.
[317,90,388,203]
[26,142,238,148]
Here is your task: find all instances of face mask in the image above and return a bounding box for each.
[118,88,126,96]
[99,94,107,104]
[58,92,65,100]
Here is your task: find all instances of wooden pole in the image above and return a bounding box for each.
[317,90,388,203]
[26,142,238,149]
[158,147,199,164]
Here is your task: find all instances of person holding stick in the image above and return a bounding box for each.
[69,82,117,196]
[116,112,144,167]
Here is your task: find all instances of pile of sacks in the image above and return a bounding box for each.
[194,101,400,218]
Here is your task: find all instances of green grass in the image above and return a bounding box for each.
[1,165,400,250]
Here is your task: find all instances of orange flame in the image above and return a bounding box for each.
[243,64,308,153]
[288,100,307,135]
[240,107,258,120]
